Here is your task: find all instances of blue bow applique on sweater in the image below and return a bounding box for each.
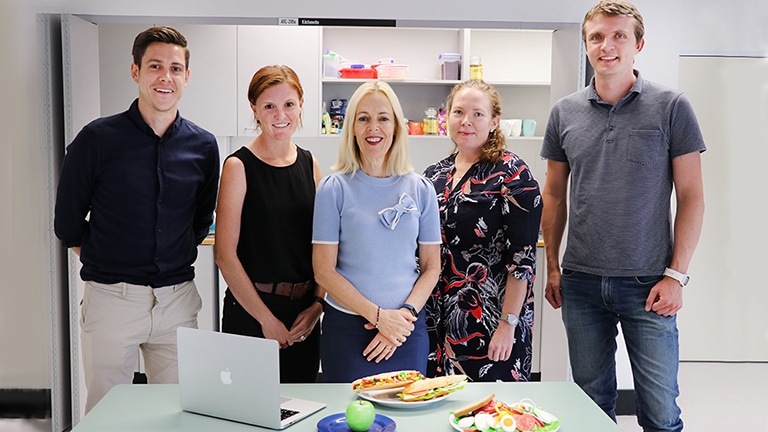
[377,193,417,230]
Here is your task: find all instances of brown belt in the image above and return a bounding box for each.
[253,280,314,299]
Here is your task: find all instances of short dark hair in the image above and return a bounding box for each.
[132,26,189,69]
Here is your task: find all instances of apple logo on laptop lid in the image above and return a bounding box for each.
[220,368,233,385]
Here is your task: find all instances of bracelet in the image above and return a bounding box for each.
[401,303,418,318]
[374,306,381,329]
[313,296,326,310]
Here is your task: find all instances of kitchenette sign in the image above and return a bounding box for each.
[278,17,396,27]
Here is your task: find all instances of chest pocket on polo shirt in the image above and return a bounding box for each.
[627,129,667,165]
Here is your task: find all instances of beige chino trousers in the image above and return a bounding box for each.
[80,280,202,413]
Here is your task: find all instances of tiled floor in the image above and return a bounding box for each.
[2,362,766,431]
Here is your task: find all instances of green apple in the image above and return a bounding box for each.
[345,399,375,431]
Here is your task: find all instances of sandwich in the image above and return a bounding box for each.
[398,374,468,402]
[351,370,425,393]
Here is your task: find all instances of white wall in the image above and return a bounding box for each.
[678,57,768,361]
[0,1,56,390]
[2,0,766,396]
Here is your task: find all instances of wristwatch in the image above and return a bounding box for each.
[663,267,691,287]
[313,296,327,310]
[401,303,418,318]
[500,313,519,326]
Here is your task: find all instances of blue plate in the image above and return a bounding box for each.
[316,413,396,432]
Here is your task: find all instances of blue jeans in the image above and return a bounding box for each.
[560,270,683,432]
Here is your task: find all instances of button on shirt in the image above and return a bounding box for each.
[54,99,220,287]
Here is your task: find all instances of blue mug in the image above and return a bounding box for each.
[522,119,537,137]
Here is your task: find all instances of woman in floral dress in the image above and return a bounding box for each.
[423,80,542,382]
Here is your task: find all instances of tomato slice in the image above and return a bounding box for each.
[479,401,497,413]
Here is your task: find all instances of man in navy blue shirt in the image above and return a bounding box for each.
[54,26,220,413]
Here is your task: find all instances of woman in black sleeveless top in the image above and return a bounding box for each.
[215,65,324,383]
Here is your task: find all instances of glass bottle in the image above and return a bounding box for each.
[470,56,483,80]
[423,107,438,135]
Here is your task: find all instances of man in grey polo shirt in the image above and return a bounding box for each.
[540,1,705,431]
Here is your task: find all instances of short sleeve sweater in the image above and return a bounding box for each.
[312,171,441,311]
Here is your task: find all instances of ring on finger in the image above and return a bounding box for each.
[300,335,305,341]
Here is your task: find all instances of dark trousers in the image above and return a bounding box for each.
[222,288,320,383]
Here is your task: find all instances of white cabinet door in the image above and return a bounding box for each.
[176,25,238,136]
[236,26,321,138]
[98,24,238,137]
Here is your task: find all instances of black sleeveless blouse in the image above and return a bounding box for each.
[229,146,315,284]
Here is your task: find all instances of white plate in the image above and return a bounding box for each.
[357,387,451,409]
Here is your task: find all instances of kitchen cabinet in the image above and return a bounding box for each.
[315,26,562,189]
[319,27,553,137]
[236,25,322,138]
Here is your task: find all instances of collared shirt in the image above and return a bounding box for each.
[540,71,706,276]
[55,99,220,287]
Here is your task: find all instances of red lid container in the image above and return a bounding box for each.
[339,65,376,79]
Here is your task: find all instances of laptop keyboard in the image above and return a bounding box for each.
[280,408,299,420]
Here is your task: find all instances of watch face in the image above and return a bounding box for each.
[501,313,519,326]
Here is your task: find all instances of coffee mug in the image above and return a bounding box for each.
[498,120,513,138]
[522,119,536,137]
[510,119,523,137]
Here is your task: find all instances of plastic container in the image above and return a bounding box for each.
[437,106,448,136]
[375,64,408,80]
[438,53,461,80]
[339,64,376,79]
[408,121,423,135]
[322,51,343,79]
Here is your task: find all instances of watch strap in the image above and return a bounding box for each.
[401,303,418,318]
[663,267,690,287]
[313,295,327,310]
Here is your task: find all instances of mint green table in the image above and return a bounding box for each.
[72,382,621,431]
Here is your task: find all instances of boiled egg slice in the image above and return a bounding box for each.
[457,416,475,429]
[498,414,517,432]
[473,412,494,431]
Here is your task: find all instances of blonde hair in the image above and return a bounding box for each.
[445,80,506,164]
[332,81,413,175]
[582,0,645,43]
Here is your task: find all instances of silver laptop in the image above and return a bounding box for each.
[177,327,326,429]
